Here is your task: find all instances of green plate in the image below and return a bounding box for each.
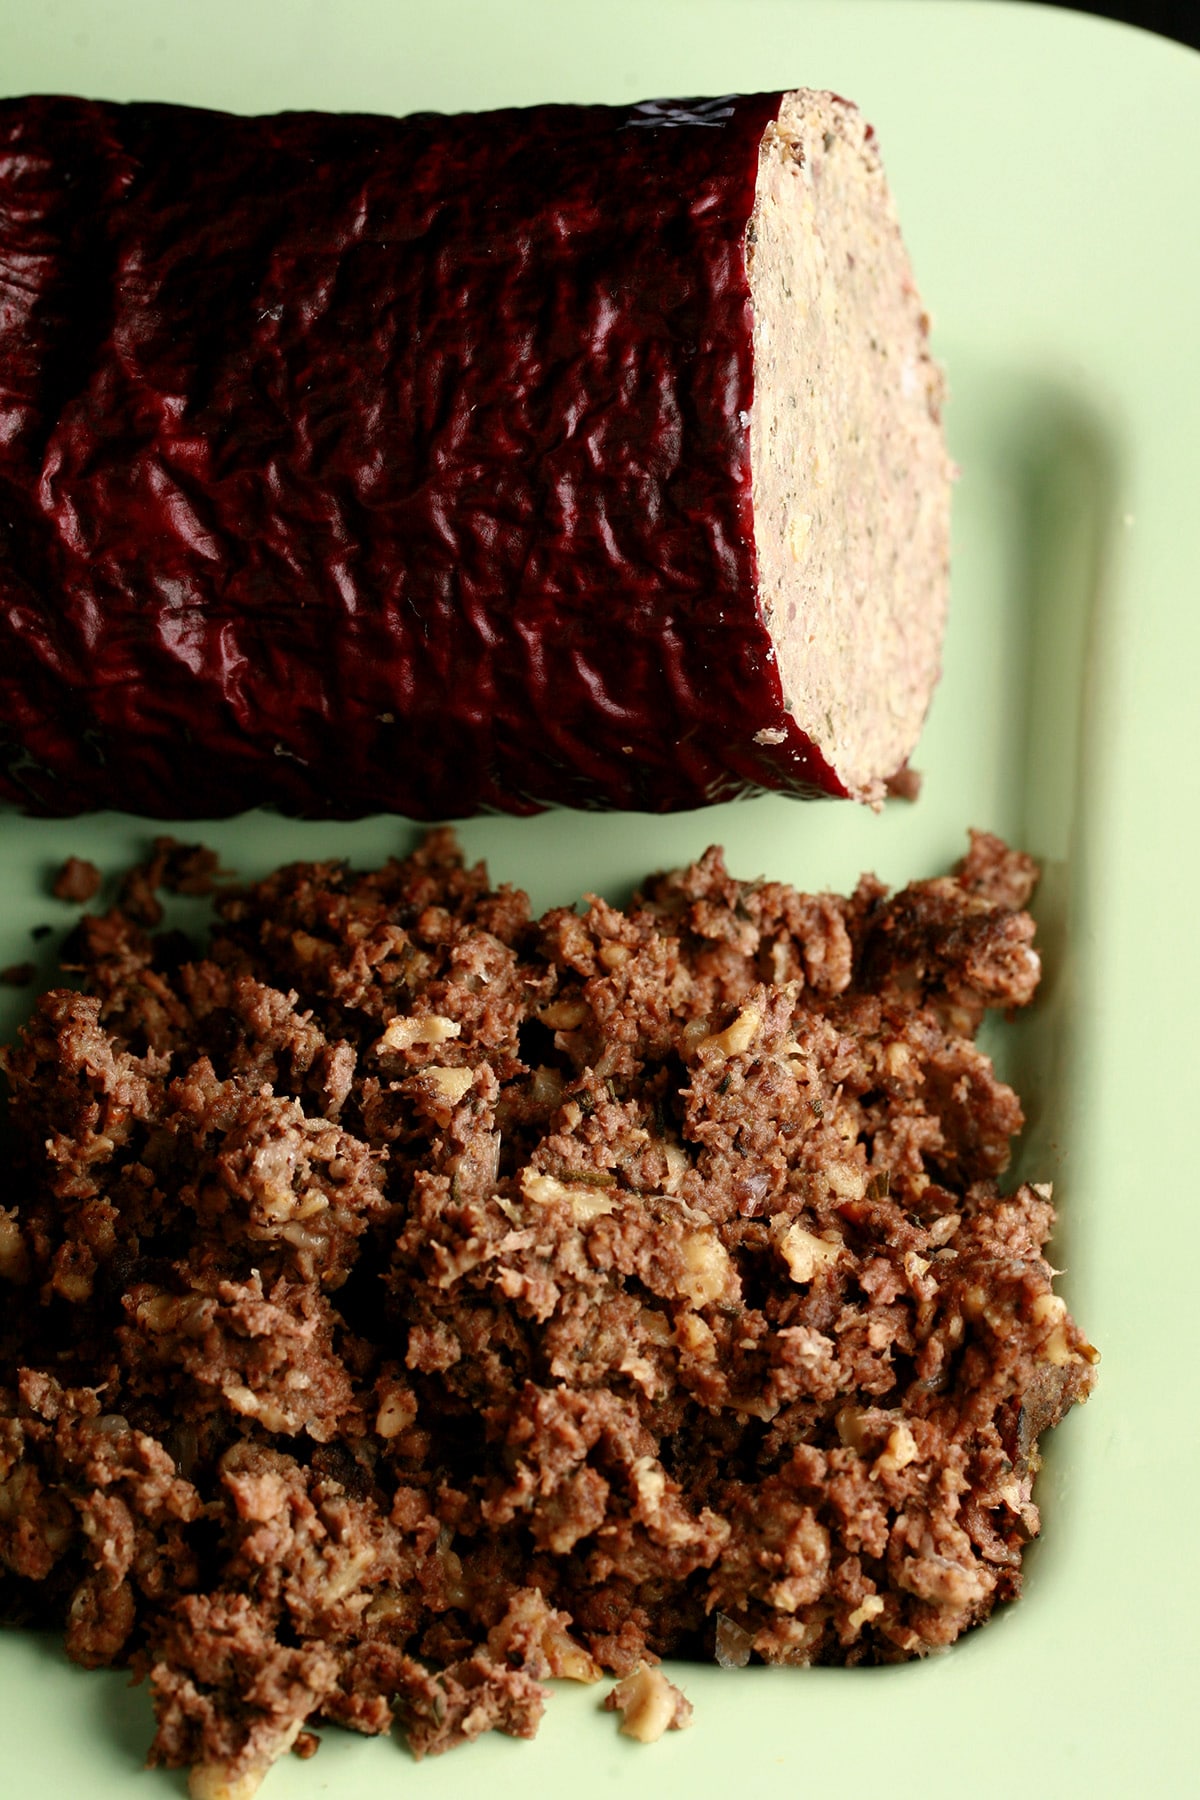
[2,2,1197,1794]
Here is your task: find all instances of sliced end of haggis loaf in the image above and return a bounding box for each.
[0,829,1095,1795]
[749,90,951,802]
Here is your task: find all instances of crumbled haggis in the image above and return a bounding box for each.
[0,829,1095,1795]
[604,1663,692,1741]
[883,763,922,802]
[51,856,102,904]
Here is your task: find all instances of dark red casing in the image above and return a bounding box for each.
[0,93,845,818]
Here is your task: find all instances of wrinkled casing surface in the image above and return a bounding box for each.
[0,93,845,817]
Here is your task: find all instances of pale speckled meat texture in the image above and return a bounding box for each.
[0,829,1094,1795]
[0,90,948,819]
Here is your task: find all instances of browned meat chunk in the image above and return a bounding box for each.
[51,857,102,904]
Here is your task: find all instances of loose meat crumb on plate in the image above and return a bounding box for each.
[605,1663,693,1741]
[50,855,102,904]
[0,829,1096,1794]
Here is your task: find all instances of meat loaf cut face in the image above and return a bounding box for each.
[749,92,952,803]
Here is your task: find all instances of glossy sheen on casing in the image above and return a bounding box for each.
[0,91,852,819]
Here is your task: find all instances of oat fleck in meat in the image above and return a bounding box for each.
[0,829,1096,1796]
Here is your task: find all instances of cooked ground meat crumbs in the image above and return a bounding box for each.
[51,855,103,905]
[0,830,1096,1796]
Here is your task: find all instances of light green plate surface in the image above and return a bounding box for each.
[2,2,1197,1794]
